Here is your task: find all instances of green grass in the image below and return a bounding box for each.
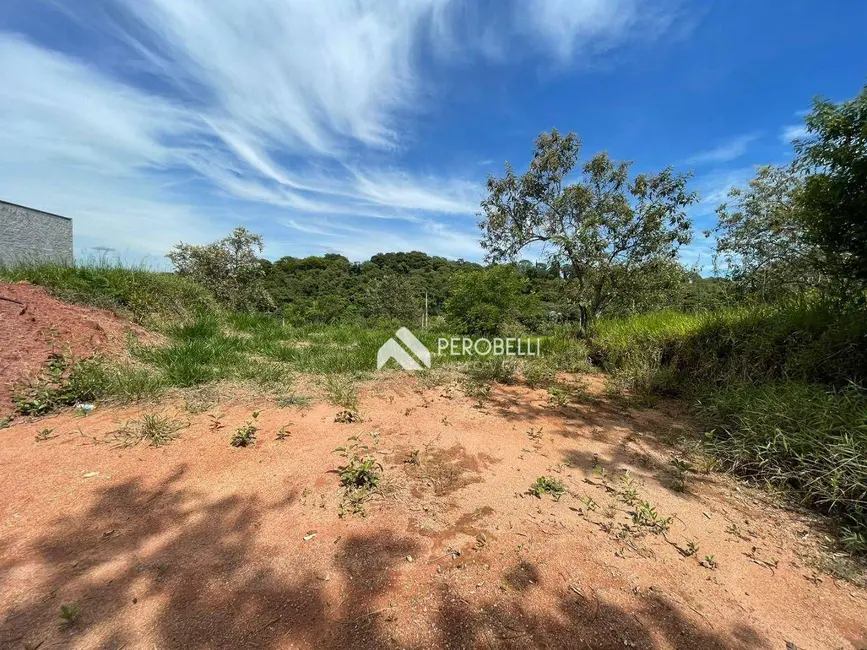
[590,303,867,394]
[12,354,165,415]
[111,413,187,447]
[131,314,591,391]
[698,381,867,550]
[0,258,217,326]
[591,302,867,547]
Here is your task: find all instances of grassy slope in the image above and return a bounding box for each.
[9,310,590,420]
[0,260,217,325]
[589,305,867,548]
[3,263,590,427]
[137,312,589,386]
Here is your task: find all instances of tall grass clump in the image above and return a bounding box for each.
[0,258,217,326]
[135,315,247,386]
[698,381,867,549]
[591,301,867,548]
[540,331,594,373]
[591,303,867,394]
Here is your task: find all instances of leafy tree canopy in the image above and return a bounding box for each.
[167,226,272,312]
[444,265,540,335]
[479,129,696,326]
[794,84,867,286]
[711,165,825,301]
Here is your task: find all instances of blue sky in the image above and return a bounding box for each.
[1,1,865,268]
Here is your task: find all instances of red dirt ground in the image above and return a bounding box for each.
[0,282,153,412]
[1,375,865,649]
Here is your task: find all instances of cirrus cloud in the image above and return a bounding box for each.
[0,0,683,262]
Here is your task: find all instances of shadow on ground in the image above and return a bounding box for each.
[484,384,721,498]
[0,468,767,649]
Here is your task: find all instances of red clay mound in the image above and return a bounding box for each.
[0,281,153,413]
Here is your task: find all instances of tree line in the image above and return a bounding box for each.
[167,84,867,333]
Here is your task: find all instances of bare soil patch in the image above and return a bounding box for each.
[0,376,865,649]
[0,282,154,412]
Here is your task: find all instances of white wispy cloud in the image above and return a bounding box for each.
[780,124,808,143]
[518,0,679,61]
[685,133,759,166]
[0,0,682,261]
[121,0,441,156]
[691,166,756,211]
[0,35,216,258]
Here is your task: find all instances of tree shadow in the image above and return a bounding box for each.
[483,382,721,500]
[435,559,767,649]
[0,471,765,649]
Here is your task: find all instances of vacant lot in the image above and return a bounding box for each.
[1,373,865,649]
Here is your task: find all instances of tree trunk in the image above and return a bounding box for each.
[579,304,589,332]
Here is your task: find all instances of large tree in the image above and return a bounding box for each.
[479,130,696,327]
[794,84,867,286]
[711,165,825,301]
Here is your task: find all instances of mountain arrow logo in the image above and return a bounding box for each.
[377,327,431,371]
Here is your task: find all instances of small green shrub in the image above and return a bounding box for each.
[669,456,692,492]
[112,413,187,447]
[275,425,290,441]
[35,427,57,442]
[338,455,382,490]
[231,412,260,447]
[13,354,165,416]
[529,476,565,500]
[334,431,382,516]
[632,500,672,533]
[59,603,80,624]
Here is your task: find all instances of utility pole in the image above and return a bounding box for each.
[424,291,428,330]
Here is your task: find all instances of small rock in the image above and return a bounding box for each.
[82,472,99,479]
[406,555,414,563]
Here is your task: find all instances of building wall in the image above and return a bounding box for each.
[0,200,73,267]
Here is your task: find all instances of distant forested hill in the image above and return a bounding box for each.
[260,251,730,326]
